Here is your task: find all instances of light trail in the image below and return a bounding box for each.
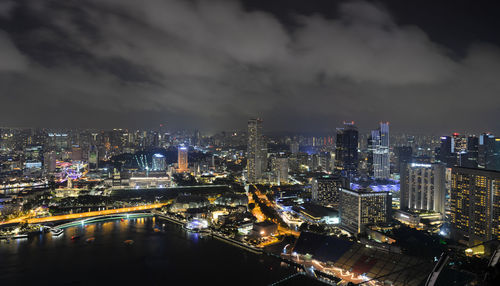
[0,203,167,225]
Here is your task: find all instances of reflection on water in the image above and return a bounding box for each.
[0,216,295,285]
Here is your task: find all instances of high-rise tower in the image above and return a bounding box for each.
[335,121,358,178]
[371,122,390,179]
[450,167,500,246]
[177,146,188,172]
[247,118,266,183]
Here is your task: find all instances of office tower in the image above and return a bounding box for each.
[394,146,412,174]
[453,133,467,153]
[311,175,349,208]
[335,121,358,178]
[438,135,456,167]
[478,133,500,171]
[318,152,333,172]
[400,163,446,214]
[271,157,289,185]
[462,136,479,168]
[152,153,166,171]
[247,118,266,183]
[371,122,390,179]
[290,141,299,154]
[450,167,500,246]
[452,133,467,166]
[177,146,188,172]
[47,132,70,151]
[340,188,392,234]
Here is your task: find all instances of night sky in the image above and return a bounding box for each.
[0,0,499,134]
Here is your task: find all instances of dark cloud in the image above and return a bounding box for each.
[0,0,499,134]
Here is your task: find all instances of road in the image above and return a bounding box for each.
[0,203,167,225]
[249,184,300,237]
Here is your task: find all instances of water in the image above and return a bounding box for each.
[0,217,296,285]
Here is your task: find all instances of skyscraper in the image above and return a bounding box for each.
[463,135,479,168]
[177,146,188,172]
[247,118,266,183]
[394,146,412,174]
[339,188,392,234]
[400,163,446,214]
[450,167,500,246]
[438,135,456,167]
[271,157,289,185]
[478,133,500,171]
[311,175,348,208]
[335,121,358,178]
[371,122,390,179]
[152,153,166,171]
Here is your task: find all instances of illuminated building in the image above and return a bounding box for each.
[335,121,358,177]
[292,203,339,225]
[400,163,446,214]
[339,188,392,234]
[247,118,266,183]
[47,133,70,151]
[311,175,348,208]
[438,135,456,167]
[478,133,500,171]
[271,157,289,185]
[251,221,277,237]
[450,167,500,246]
[370,122,390,179]
[43,151,57,172]
[177,146,188,172]
[152,153,166,171]
[453,132,467,153]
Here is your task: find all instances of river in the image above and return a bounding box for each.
[0,216,297,285]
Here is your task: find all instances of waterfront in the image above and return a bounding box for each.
[0,217,296,285]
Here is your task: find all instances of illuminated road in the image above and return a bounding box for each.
[0,203,167,225]
[250,184,300,237]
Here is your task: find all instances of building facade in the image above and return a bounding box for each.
[478,133,500,171]
[311,175,348,208]
[450,167,500,246]
[335,121,358,178]
[339,188,392,234]
[400,163,446,214]
[177,146,188,172]
[271,157,289,185]
[152,153,166,171]
[370,122,390,180]
[247,118,266,183]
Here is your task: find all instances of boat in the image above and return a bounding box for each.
[123,239,134,245]
[85,237,95,243]
[50,228,63,236]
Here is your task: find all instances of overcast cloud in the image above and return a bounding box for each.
[0,0,498,134]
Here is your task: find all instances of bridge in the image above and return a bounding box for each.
[0,203,167,226]
[53,212,154,229]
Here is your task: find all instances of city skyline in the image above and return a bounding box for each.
[0,0,499,133]
[1,1,500,285]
